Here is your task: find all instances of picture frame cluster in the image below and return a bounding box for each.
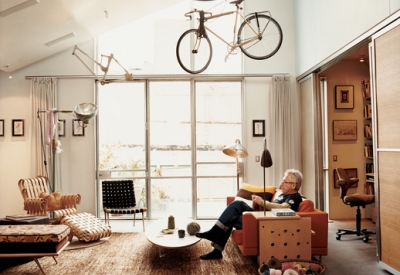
[0,119,85,137]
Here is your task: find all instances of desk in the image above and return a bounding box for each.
[250,212,311,264]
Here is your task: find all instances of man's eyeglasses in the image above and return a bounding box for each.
[281,180,295,184]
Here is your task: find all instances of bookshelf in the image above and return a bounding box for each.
[362,79,374,184]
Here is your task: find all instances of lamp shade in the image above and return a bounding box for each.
[223,139,248,158]
[73,103,98,124]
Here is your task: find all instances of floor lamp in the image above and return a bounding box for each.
[261,138,273,216]
[37,103,98,192]
[223,139,248,191]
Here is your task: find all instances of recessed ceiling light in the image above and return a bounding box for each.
[0,0,40,17]
[45,32,77,47]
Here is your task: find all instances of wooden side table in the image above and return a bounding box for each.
[251,212,311,264]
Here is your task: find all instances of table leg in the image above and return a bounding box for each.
[33,257,46,275]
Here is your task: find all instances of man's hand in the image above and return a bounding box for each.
[252,194,268,206]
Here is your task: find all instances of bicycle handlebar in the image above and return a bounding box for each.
[184,9,213,20]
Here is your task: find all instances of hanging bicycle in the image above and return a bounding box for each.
[176,0,283,74]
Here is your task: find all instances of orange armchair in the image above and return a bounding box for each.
[227,186,328,261]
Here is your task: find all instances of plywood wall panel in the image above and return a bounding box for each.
[378,152,400,272]
[375,24,400,149]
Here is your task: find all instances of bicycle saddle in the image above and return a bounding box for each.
[230,0,244,5]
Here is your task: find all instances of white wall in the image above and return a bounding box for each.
[0,40,95,217]
[243,0,298,186]
[294,0,400,76]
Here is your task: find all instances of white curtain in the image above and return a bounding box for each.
[30,77,59,192]
[266,75,301,185]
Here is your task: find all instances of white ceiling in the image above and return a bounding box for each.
[0,0,183,73]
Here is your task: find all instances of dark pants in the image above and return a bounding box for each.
[211,200,254,250]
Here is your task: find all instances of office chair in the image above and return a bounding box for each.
[335,168,375,243]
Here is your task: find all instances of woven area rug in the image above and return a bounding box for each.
[0,233,259,275]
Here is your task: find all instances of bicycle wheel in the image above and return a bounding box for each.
[176,29,212,74]
[238,14,283,60]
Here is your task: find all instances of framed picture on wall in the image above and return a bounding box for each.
[58,119,65,137]
[253,120,265,137]
[335,85,354,109]
[333,120,357,141]
[72,119,84,136]
[12,119,24,136]
[0,120,4,136]
[333,168,358,189]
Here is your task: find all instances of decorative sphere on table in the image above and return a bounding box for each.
[186,222,201,235]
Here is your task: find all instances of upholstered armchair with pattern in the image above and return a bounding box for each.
[18,176,81,216]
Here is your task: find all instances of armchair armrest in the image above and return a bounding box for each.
[24,198,48,216]
[242,212,259,249]
[61,194,81,209]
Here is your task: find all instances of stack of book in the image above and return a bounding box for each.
[271,208,296,216]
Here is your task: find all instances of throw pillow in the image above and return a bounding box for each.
[39,191,63,211]
[236,183,276,201]
[235,183,276,209]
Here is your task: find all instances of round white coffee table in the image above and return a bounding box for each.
[145,217,200,257]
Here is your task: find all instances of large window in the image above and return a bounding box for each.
[97,79,243,219]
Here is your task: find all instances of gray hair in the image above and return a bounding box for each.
[284,169,303,191]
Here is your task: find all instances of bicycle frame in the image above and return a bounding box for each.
[201,7,271,58]
[72,45,133,85]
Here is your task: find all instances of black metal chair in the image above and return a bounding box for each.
[335,168,375,243]
[102,180,147,231]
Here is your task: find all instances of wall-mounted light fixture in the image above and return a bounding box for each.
[4,64,12,79]
[359,56,365,63]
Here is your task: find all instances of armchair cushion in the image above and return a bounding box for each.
[39,191,62,211]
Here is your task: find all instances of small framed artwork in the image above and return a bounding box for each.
[253,120,265,137]
[58,119,65,137]
[12,119,24,136]
[72,119,84,136]
[333,168,358,189]
[335,85,354,109]
[333,120,357,141]
[0,120,4,136]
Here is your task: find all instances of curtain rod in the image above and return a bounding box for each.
[25,73,289,80]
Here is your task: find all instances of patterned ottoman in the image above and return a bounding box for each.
[0,224,71,274]
[0,224,70,254]
[60,212,112,242]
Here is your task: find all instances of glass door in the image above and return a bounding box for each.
[97,81,147,217]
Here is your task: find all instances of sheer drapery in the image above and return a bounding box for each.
[266,75,301,185]
[30,77,59,192]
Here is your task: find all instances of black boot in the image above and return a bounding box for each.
[195,224,232,249]
[199,248,223,260]
[195,225,221,242]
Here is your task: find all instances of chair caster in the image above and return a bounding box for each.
[363,237,369,243]
[336,234,341,240]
